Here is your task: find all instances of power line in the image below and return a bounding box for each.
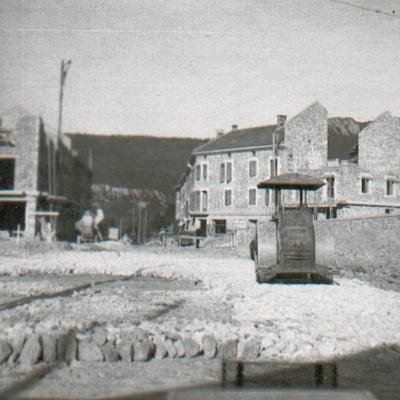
[329,0,400,18]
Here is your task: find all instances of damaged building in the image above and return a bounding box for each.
[176,101,400,232]
[0,107,91,240]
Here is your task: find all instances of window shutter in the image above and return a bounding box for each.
[226,162,232,183]
[249,160,257,177]
[202,164,208,180]
[220,163,225,183]
[201,191,208,212]
[195,165,201,181]
[265,189,270,206]
[249,189,256,205]
[224,190,232,206]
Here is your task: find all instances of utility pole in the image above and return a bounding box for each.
[55,59,72,198]
[131,202,136,242]
[137,204,142,244]
[137,201,148,244]
[143,208,148,243]
[58,59,72,141]
[272,127,277,210]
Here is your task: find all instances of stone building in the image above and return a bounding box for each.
[175,101,400,233]
[0,107,91,240]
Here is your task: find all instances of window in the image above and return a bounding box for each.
[265,189,270,206]
[249,188,257,206]
[202,164,208,181]
[385,208,393,215]
[220,163,225,183]
[269,158,278,177]
[0,158,15,190]
[185,201,189,215]
[226,162,232,183]
[326,176,335,199]
[190,190,201,211]
[361,177,370,194]
[201,191,208,212]
[214,219,226,234]
[386,179,394,196]
[270,159,275,177]
[195,165,201,181]
[249,160,257,178]
[220,161,233,183]
[224,189,232,206]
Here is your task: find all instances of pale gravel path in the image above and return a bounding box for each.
[0,245,400,363]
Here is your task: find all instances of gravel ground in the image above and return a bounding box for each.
[0,276,202,339]
[0,275,115,305]
[0,242,399,360]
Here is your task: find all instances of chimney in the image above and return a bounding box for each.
[231,124,238,131]
[277,115,287,128]
[216,129,224,138]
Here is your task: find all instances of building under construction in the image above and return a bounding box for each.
[0,107,91,240]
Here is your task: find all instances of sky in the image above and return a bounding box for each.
[1,0,400,138]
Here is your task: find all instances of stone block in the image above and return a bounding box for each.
[133,337,153,361]
[152,335,168,359]
[0,340,13,364]
[79,341,104,362]
[9,335,26,363]
[19,335,42,365]
[116,339,133,362]
[183,338,202,358]
[202,335,217,359]
[174,339,186,358]
[221,339,238,359]
[241,339,260,359]
[58,332,77,363]
[42,334,57,363]
[101,341,119,362]
[165,339,177,358]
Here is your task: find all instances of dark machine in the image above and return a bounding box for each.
[255,173,333,284]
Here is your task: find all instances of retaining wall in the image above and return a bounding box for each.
[235,215,400,282]
[315,215,400,281]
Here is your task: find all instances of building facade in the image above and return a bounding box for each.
[0,108,91,239]
[176,102,400,233]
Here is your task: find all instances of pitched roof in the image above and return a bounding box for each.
[193,125,277,154]
[193,117,369,159]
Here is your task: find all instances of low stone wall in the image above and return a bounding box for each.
[315,215,400,281]
[0,327,270,365]
[235,215,400,282]
[234,214,400,283]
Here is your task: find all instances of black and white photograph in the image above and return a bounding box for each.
[0,1,400,399]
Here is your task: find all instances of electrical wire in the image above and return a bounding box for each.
[329,0,400,18]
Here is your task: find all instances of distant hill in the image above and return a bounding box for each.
[68,134,206,199]
[67,134,206,238]
[328,117,369,160]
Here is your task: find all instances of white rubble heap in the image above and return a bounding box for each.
[0,245,399,363]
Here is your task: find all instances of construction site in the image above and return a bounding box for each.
[2,0,400,399]
[0,239,399,399]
